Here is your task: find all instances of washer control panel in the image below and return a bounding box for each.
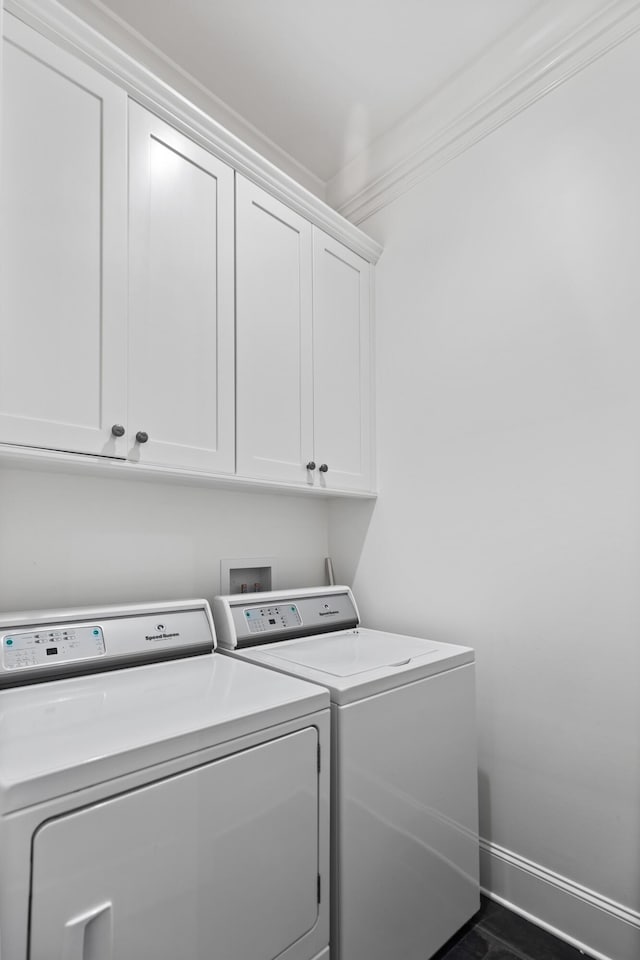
[245,604,303,635]
[2,625,106,672]
[214,587,360,649]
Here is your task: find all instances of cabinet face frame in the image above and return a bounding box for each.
[0,14,128,458]
[127,102,235,473]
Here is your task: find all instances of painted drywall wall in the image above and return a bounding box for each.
[0,466,329,612]
[330,28,640,960]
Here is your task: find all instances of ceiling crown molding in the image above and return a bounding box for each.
[327,0,640,225]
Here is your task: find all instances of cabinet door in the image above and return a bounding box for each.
[0,16,128,457]
[30,729,320,960]
[236,175,314,483]
[128,103,234,472]
[313,229,372,491]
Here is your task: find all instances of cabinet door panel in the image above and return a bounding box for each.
[313,230,372,491]
[236,175,313,482]
[0,16,128,457]
[128,103,234,472]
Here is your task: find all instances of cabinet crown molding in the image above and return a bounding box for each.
[6,0,640,232]
[3,0,383,263]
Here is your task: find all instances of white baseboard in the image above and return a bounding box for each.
[479,839,640,960]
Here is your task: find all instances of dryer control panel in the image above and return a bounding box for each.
[3,624,106,672]
[0,600,215,687]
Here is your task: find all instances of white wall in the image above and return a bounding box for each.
[330,29,640,960]
[0,466,329,612]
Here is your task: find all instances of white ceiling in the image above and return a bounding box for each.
[71,0,543,183]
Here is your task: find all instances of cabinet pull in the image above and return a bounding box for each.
[319,463,329,473]
[110,424,125,438]
[306,461,316,471]
[135,431,149,444]
[63,901,113,959]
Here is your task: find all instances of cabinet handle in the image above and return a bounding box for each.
[319,463,329,473]
[111,424,125,438]
[306,461,316,471]
[135,431,149,444]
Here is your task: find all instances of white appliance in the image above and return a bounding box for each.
[0,599,330,960]
[213,586,480,960]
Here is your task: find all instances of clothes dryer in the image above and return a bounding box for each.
[0,599,330,960]
[213,586,480,960]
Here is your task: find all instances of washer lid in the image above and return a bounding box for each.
[267,631,439,676]
[231,628,475,705]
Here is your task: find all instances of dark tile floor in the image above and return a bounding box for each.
[431,896,588,960]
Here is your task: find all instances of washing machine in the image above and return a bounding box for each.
[0,598,330,960]
[213,585,480,960]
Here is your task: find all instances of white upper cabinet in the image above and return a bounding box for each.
[0,13,376,494]
[236,176,373,492]
[312,230,372,492]
[236,176,314,483]
[128,103,235,473]
[0,15,234,474]
[0,15,128,458]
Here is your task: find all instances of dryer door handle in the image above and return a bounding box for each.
[63,901,113,959]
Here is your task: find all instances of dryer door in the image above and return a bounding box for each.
[29,727,320,960]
